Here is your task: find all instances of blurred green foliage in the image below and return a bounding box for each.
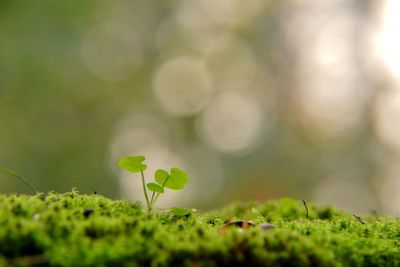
[0,0,382,212]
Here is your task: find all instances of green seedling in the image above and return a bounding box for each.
[0,167,38,194]
[119,155,190,214]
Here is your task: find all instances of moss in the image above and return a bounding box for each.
[0,189,399,266]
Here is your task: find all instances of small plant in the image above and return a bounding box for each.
[118,155,190,214]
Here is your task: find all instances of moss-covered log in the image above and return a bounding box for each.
[0,190,399,266]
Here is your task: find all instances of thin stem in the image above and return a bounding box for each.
[0,167,38,194]
[149,177,168,207]
[153,176,169,205]
[302,200,309,220]
[140,168,151,211]
[153,192,162,205]
[150,191,156,207]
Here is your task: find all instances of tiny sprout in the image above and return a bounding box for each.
[118,155,190,212]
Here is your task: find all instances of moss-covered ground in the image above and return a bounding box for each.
[1,189,400,267]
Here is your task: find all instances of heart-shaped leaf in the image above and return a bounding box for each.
[154,169,169,185]
[118,156,147,173]
[147,182,164,193]
[170,207,191,216]
[163,167,189,190]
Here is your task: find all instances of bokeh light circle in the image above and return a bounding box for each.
[197,91,264,155]
[81,22,143,82]
[153,56,214,117]
[376,0,400,81]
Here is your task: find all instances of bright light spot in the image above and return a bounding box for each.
[285,4,368,137]
[196,0,266,27]
[81,22,143,82]
[153,56,213,117]
[197,91,265,155]
[373,90,400,151]
[294,77,366,137]
[207,41,262,92]
[176,3,232,53]
[175,0,265,53]
[314,176,376,213]
[376,0,400,80]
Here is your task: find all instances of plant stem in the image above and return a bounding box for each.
[302,200,309,219]
[153,176,169,205]
[140,168,151,211]
[150,191,156,207]
[0,167,38,194]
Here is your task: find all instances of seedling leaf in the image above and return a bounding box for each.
[119,156,147,173]
[165,168,189,190]
[147,183,164,193]
[171,207,191,216]
[154,169,169,185]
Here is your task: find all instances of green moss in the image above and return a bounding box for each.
[0,190,399,267]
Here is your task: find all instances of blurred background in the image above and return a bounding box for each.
[1,0,399,214]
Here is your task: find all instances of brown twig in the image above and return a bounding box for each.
[353,214,365,225]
